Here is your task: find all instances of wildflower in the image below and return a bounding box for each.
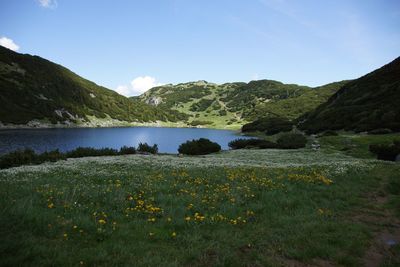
[98,219,106,224]
[149,232,154,236]
[185,216,191,221]
[63,233,68,239]
[47,203,54,209]
[73,225,78,229]
[172,232,177,237]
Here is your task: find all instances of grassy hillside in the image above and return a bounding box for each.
[138,79,345,129]
[0,46,187,125]
[299,57,400,133]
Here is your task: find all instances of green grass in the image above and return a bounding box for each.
[318,133,400,158]
[1,146,399,266]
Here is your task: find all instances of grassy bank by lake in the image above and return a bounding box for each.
[1,145,400,266]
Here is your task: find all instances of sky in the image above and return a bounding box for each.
[0,0,399,96]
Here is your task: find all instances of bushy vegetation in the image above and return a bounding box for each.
[189,99,214,112]
[300,57,400,133]
[0,148,43,169]
[139,78,344,129]
[0,145,139,169]
[242,117,293,134]
[277,133,308,149]
[320,130,339,137]
[119,146,136,155]
[137,143,158,154]
[228,138,277,149]
[368,128,393,135]
[65,147,119,158]
[0,46,188,125]
[369,140,400,161]
[189,120,213,126]
[178,138,221,155]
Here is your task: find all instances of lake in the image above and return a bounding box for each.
[0,127,251,155]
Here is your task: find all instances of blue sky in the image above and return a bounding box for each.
[0,0,399,96]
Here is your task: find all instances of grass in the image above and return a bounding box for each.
[1,144,399,266]
[318,133,400,158]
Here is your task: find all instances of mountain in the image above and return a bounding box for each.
[0,46,186,127]
[137,80,346,129]
[299,57,400,133]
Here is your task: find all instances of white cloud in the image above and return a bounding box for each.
[115,85,131,96]
[37,0,57,8]
[116,76,163,97]
[0,37,19,51]
[251,73,260,80]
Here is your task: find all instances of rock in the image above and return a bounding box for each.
[146,96,162,106]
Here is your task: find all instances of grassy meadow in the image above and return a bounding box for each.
[1,135,400,266]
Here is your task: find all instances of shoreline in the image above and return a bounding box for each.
[0,121,244,131]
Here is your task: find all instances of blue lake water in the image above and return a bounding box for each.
[0,127,251,154]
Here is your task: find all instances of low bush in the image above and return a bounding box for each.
[178,138,221,155]
[119,146,136,155]
[242,117,293,135]
[369,140,400,161]
[189,120,213,126]
[368,128,393,135]
[66,147,119,158]
[276,133,307,149]
[228,138,277,149]
[38,149,65,162]
[320,130,338,137]
[0,148,38,169]
[0,144,156,169]
[137,143,158,154]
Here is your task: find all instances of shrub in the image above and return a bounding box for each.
[189,120,213,126]
[218,110,227,116]
[228,138,277,149]
[119,146,136,155]
[320,130,338,137]
[276,133,307,149]
[368,128,392,135]
[137,143,158,154]
[0,148,37,169]
[178,138,221,155]
[242,117,293,135]
[66,147,119,158]
[38,149,65,162]
[369,140,400,161]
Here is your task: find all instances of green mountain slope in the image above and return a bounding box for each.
[0,46,186,126]
[299,57,400,133]
[138,79,345,128]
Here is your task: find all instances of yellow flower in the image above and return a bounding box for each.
[47,203,54,209]
[171,232,176,237]
[185,216,191,221]
[73,225,78,229]
[98,219,106,224]
[63,233,68,238]
[149,232,154,236]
